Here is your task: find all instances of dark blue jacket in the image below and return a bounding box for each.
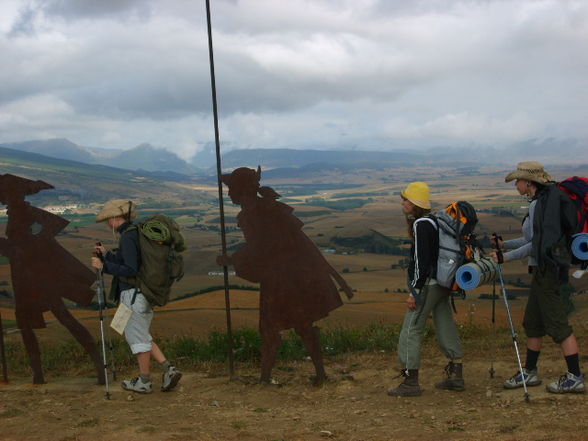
[103,221,141,293]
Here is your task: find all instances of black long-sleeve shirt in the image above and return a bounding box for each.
[408,217,439,290]
[103,221,141,292]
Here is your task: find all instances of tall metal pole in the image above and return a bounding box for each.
[205,0,235,376]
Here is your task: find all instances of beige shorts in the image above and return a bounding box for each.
[120,289,153,354]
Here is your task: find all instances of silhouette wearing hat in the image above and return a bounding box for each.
[0,174,103,384]
[217,167,353,384]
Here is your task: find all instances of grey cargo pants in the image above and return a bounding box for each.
[397,283,463,369]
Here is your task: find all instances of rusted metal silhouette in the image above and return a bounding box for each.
[0,174,104,384]
[217,167,353,385]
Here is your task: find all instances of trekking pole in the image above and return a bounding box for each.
[95,242,117,381]
[93,249,111,399]
[493,234,530,402]
[205,0,235,377]
[0,312,8,384]
[489,278,496,378]
[488,234,499,378]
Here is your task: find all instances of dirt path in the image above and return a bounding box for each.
[1,348,587,441]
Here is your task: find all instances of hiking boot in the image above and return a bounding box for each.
[435,361,465,391]
[546,372,585,394]
[503,368,541,389]
[387,369,422,397]
[161,366,182,392]
[121,376,153,394]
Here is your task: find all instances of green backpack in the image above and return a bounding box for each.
[121,214,186,307]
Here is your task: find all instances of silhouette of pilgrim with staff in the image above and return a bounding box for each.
[217,167,353,385]
[0,174,103,384]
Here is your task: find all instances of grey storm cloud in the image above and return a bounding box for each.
[4,0,427,119]
[43,0,154,20]
[1,0,587,158]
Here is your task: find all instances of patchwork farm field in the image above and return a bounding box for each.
[1,164,588,441]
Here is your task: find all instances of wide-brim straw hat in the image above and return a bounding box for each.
[96,199,137,222]
[401,181,431,209]
[504,161,552,184]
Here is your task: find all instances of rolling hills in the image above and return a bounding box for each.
[0,146,211,204]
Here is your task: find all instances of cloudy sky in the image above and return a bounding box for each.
[1,0,587,160]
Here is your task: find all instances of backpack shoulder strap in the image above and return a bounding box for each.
[417,215,438,230]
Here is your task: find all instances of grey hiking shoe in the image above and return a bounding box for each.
[387,369,422,397]
[161,366,182,392]
[121,376,153,394]
[546,372,585,394]
[503,368,541,389]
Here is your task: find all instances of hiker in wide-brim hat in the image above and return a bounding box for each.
[91,199,182,394]
[491,161,584,394]
[504,161,553,185]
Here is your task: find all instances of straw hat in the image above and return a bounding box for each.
[96,199,137,222]
[504,161,552,184]
[401,182,431,209]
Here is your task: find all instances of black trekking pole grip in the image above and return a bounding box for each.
[492,233,504,264]
[94,241,105,262]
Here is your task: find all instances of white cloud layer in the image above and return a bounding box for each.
[1,0,587,160]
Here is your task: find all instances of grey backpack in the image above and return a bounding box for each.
[433,202,478,289]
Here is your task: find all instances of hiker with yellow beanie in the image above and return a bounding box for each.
[388,182,465,397]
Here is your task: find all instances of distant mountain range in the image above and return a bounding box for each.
[2,137,587,177]
[1,138,587,207]
[188,138,588,170]
[0,139,194,174]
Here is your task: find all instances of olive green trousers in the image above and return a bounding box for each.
[397,283,463,369]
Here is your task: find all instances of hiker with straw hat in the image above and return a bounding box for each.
[388,182,465,397]
[490,161,584,394]
[92,199,182,394]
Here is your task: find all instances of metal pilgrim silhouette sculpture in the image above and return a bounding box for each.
[217,167,353,385]
[0,174,104,384]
